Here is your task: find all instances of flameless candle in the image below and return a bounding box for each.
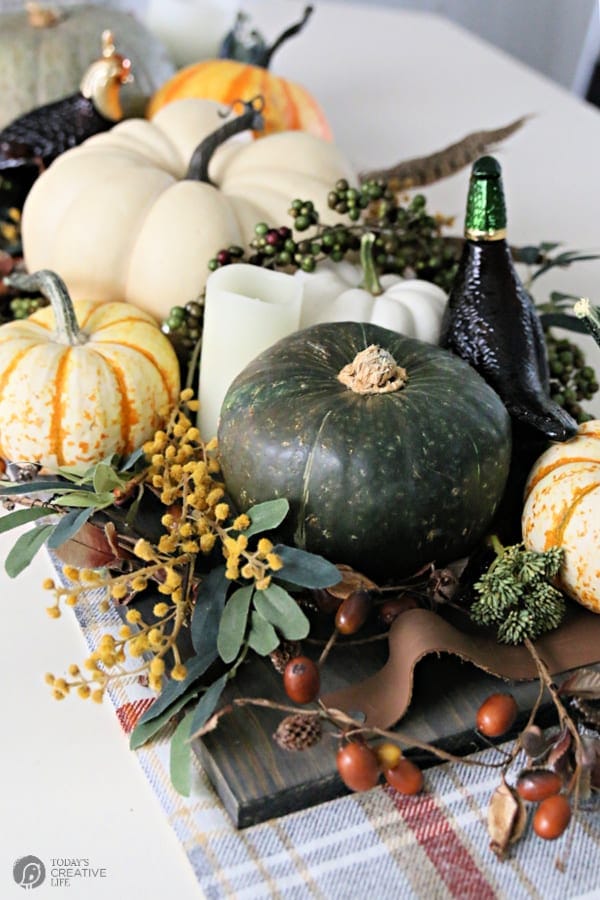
[198,264,303,439]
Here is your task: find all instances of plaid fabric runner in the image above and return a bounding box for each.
[67,571,600,900]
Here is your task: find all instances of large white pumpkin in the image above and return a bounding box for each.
[21,98,356,320]
[522,420,600,613]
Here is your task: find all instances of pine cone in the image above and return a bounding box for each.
[274,713,322,751]
[269,640,302,674]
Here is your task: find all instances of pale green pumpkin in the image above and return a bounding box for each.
[0,3,175,128]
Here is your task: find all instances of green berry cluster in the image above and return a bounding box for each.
[9,294,48,319]
[206,177,458,290]
[161,300,204,369]
[545,331,599,423]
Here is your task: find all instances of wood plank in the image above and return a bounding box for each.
[193,636,565,828]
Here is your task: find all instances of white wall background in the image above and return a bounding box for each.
[0,0,598,94]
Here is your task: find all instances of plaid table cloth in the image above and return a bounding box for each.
[70,570,600,900]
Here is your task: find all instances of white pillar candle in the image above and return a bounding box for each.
[198,264,303,439]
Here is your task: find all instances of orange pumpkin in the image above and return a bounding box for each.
[147,7,332,139]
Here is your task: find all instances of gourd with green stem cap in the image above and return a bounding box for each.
[440,155,578,442]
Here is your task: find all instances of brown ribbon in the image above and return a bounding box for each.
[323,607,600,729]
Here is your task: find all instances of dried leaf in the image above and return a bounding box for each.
[325,564,379,600]
[559,668,600,700]
[547,727,574,781]
[487,781,527,860]
[361,117,529,189]
[53,520,127,569]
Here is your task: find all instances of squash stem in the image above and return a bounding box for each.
[574,297,600,348]
[4,269,86,345]
[261,6,314,69]
[488,534,505,558]
[358,232,383,296]
[185,99,265,183]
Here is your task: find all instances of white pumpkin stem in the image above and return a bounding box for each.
[358,233,383,296]
[4,269,86,346]
[338,344,408,395]
[185,99,265,183]
[574,297,600,348]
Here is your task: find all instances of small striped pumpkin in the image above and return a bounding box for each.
[522,420,600,613]
[0,270,180,470]
[147,58,332,140]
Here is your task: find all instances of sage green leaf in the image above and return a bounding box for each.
[243,498,289,537]
[121,446,146,471]
[129,688,199,750]
[46,507,94,551]
[53,491,115,508]
[539,312,590,334]
[191,566,228,654]
[189,673,228,738]
[0,479,74,496]
[217,585,253,663]
[93,462,126,494]
[5,523,56,577]
[273,544,341,589]
[254,583,310,640]
[247,608,279,656]
[133,647,217,729]
[0,506,53,533]
[170,710,195,797]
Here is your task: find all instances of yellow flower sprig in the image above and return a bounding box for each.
[42,388,284,703]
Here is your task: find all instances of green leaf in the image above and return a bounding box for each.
[189,673,228,738]
[133,647,217,730]
[191,566,229,654]
[46,506,94,550]
[129,687,199,750]
[242,498,289,537]
[0,506,53,533]
[254,583,310,640]
[93,462,126,494]
[121,446,146,471]
[5,523,55,577]
[247,608,279,656]
[53,490,115,508]
[539,312,591,334]
[217,585,253,663]
[170,710,195,796]
[0,479,74,496]
[273,544,341,588]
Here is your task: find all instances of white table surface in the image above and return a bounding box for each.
[2,4,600,899]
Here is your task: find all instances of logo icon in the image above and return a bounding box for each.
[13,856,46,890]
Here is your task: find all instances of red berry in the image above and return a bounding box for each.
[533,794,571,840]
[283,656,320,704]
[516,769,563,802]
[336,742,380,792]
[476,693,518,738]
[384,759,424,795]
[335,589,372,635]
[379,595,419,627]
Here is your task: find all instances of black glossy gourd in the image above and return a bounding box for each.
[218,322,512,583]
[440,156,577,443]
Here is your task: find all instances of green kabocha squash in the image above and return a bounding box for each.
[218,322,512,582]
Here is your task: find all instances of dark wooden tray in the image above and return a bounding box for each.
[193,635,561,829]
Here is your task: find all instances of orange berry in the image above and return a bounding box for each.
[336,742,380,792]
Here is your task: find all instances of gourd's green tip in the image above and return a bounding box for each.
[471,156,502,179]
